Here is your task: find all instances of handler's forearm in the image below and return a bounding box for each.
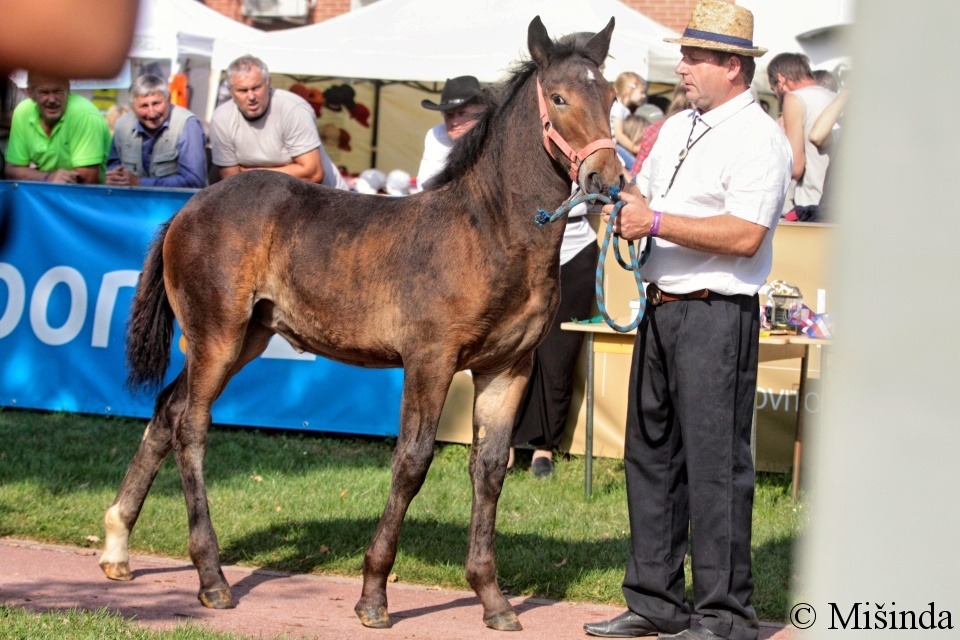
[656,211,767,258]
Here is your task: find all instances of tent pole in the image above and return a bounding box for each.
[370,79,382,169]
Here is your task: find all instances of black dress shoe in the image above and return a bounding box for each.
[662,623,724,639]
[583,610,660,637]
[531,456,553,478]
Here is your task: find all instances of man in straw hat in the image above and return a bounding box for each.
[584,2,792,639]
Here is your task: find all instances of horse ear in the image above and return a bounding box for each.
[582,17,615,68]
[528,15,554,69]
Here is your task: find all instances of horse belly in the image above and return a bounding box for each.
[261,298,402,368]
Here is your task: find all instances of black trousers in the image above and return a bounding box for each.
[622,292,760,640]
[513,242,598,449]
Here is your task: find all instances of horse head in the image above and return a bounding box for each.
[528,16,624,196]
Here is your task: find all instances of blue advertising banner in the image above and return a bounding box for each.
[0,181,403,436]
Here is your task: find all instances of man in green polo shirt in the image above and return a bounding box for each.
[4,72,110,184]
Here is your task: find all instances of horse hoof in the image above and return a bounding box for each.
[355,604,391,629]
[100,561,133,581]
[484,610,522,631]
[199,587,235,609]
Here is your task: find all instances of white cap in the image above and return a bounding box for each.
[356,169,386,194]
[386,169,412,196]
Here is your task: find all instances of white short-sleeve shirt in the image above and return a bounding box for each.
[210,88,348,190]
[637,90,792,296]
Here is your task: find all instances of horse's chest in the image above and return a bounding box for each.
[475,280,559,361]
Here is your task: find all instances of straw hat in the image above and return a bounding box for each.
[665,0,767,58]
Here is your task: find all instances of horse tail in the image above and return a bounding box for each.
[125,221,175,392]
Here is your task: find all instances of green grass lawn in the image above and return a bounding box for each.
[0,605,249,639]
[0,408,802,626]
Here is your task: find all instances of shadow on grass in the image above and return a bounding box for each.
[216,515,631,603]
[216,513,793,621]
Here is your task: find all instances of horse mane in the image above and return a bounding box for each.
[426,35,593,190]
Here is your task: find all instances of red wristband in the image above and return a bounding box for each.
[42,172,51,182]
[650,210,662,237]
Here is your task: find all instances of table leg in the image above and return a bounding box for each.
[791,347,810,503]
[585,332,595,498]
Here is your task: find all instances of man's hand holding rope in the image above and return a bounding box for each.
[601,181,656,240]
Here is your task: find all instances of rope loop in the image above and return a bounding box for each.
[535,187,650,332]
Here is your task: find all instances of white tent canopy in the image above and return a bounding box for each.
[125,0,262,119]
[591,0,681,84]
[206,0,681,176]
[210,0,680,88]
[131,0,261,61]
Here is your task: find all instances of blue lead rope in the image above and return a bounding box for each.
[535,188,651,333]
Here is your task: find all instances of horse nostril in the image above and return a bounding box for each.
[585,171,602,194]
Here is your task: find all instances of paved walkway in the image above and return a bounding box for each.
[0,538,795,640]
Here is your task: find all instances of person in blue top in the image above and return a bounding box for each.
[105,73,206,189]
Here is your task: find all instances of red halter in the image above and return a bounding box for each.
[536,76,616,184]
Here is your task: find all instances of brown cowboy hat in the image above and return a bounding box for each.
[665,0,767,58]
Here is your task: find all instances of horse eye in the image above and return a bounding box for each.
[551,94,566,106]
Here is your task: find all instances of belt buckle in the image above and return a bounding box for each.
[648,284,662,306]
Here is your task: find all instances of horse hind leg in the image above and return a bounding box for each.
[100,372,187,581]
[174,322,275,609]
[355,354,457,629]
[466,358,533,632]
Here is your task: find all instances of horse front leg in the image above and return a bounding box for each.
[355,356,456,629]
[100,373,185,581]
[467,357,533,632]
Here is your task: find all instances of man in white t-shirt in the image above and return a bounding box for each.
[414,75,483,190]
[209,55,348,190]
[767,52,836,220]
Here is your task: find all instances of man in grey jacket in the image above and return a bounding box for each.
[105,73,207,189]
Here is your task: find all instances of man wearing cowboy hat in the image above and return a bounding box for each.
[585,2,792,639]
[414,75,483,190]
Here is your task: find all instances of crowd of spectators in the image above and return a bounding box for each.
[1,55,355,192]
[2,51,845,219]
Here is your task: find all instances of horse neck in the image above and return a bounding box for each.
[459,77,574,249]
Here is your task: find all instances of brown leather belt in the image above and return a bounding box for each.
[647,283,711,306]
